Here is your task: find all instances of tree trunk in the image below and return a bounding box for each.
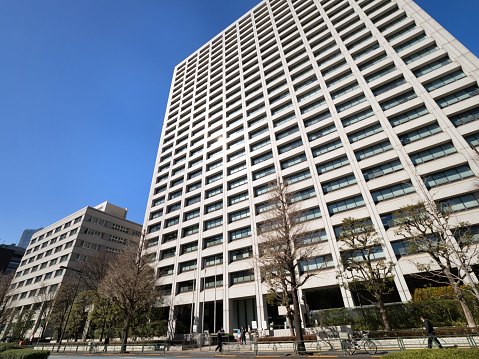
[286,310,295,337]
[291,288,305,354]
[445,269,477,327]
[452,282,476,328]
[374,293,391,331]
[121,314,132,353]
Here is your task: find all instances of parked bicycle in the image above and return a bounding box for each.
[343,331,377,355]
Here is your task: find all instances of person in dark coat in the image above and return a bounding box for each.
[420,315,443,348]
[240,327,246,345]
[215,328,224,352]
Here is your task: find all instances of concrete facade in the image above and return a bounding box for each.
[4,201,142,339]
[143,0,479,334]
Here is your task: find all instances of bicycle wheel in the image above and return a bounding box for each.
[364,340,377,355]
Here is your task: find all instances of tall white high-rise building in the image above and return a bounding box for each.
[143,0,479,334]
[5,201,142,339]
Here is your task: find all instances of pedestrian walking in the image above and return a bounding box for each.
[215,328,223,352]
[240,327,246,346]
[420,315,443,349]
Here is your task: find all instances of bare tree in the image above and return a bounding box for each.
[98,233,159,352]
[48,282,79,340]
[336,217,395,331]
[33,285,57,340]
[254,180,324,352]
[0,272,14,325]
[393,201,478,327]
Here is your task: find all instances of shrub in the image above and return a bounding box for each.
[0,350,50,359]
[0,345,23,353]
[383,349,479,359]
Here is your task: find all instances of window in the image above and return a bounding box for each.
[449,108,479,127]
[290,188,316,203]
[205,217,223,230]
[312,140,342,157]
[436,86,479,108]
[303,110,331,128]
[184,209,200,221]
[179,260,197,273]
[159,265,174,277]
[204,234,223,248]
[380,91,417,111]
[231,270,254,284]
[178,280,196,293]
[365,65,396,83]
[466,133,479,148]
[300,254,334,273]
[355,141,392,161]
[402,44,439,64]
[363,160,403,181]
[250,137,271,151]
[253,165,275,180]
[331,82,359,99]
[228,149,246,161]
[207,160,223,171]
[186,194,201,206]
[167,202,181,213]
[278,138,303,154]
[371,181,415,203]
[335,95,366,113]
[188,169,202,179]
[399,123,442,145]
[284,169,311,185]
[161,248,176,259]
[297,207,321,222]
[229,176,248,189]
[228,162,246,175]
[189,157,203,168]
[302,229,328,245]
[394,34,427,52]
[229,192,249,205]
[229,227,252,242]
[358,53,388,71]
[317,156,349,174]
[373,77,406,96]
[281,153,307,169]
[423,165,474,189]
[252,151,273,165]
[187,181,202,192]
[230,247,253,262]
[439,193,479,213]
[163,231,177,243]
[348,124,382,143]
[410,143,457,165]
[322,174,357,193]
[328,195,365,214]
[413,57,452,77]
[169,190,183,200]
[276,126,299,140]
[206,201,223,213]
[89,216,107,226]
[389,106,429,127]
[300,99,326,114]
[165,216,179,228]
[424,71,466,92]
[204,275,223,288]
[152,197,165,207]
[84,228,102,238]
[341,108,374,127]
[204,254,223,267]
[308,125,337,141]
[229,208,250,222]
[206,186,223,198]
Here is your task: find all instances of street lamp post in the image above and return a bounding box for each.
[56,266,83,353]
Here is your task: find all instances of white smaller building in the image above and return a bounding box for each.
[3,201,142,340]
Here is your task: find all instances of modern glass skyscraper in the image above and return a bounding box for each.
[144,0,479,334]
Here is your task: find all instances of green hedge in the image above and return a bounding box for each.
[0,350,49,359]
[312,298,477,331]
[0,345,23,353]
[383,349,479,359]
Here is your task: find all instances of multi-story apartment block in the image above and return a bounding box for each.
[143,0,479,334]
[4,201,141,339]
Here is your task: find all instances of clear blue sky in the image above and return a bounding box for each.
[0,0,477,244]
